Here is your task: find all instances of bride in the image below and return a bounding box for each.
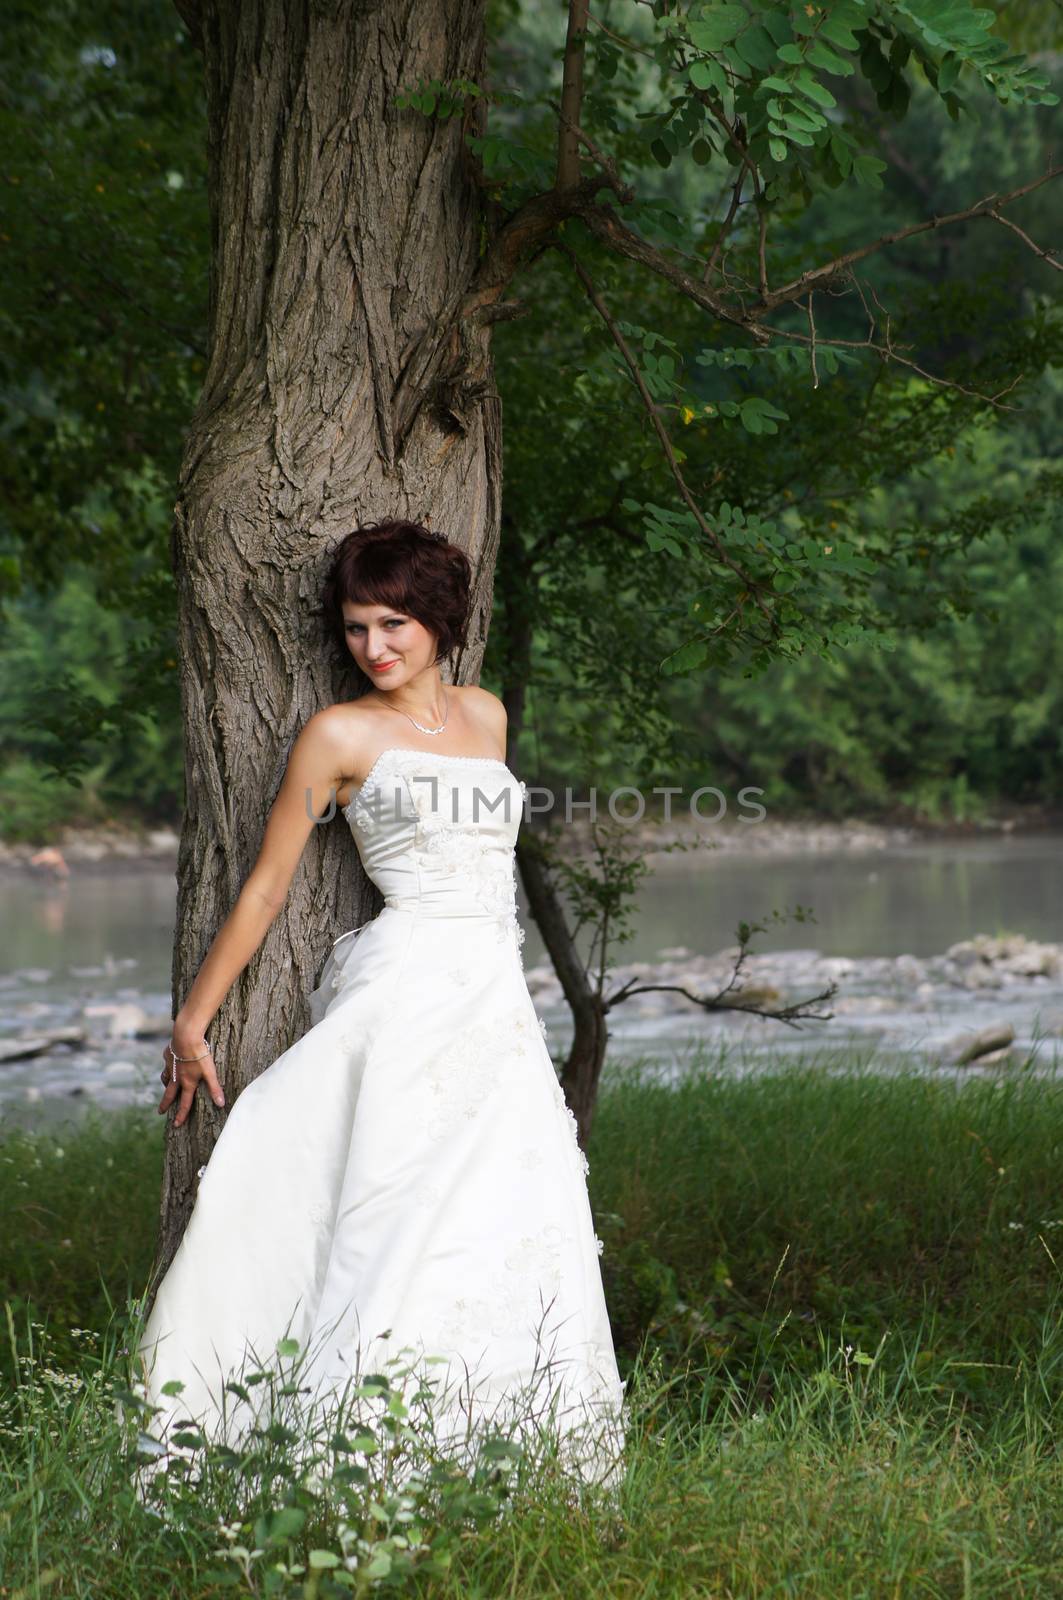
[136,518,626,1489]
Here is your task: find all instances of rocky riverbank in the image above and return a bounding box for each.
[524,932,1063,1069]
[3,932,1062,1128]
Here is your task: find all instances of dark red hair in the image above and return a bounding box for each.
[318,520,472,674]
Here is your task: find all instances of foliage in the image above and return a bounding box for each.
[481,19,1062,820]
[0,0,202,823]
[0,0,1061,841]
[0,570,182,834]
[0,1,207,601]
[683,370,1063,818]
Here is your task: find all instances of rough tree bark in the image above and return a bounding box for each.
[153,0,502,1285]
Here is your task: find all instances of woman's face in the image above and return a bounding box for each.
[340,599,438,686]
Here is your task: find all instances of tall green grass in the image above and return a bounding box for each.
[2,1050,1062,1597]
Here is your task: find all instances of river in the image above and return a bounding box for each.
[2,832,1061,1129]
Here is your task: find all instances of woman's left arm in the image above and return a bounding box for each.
[160,711,351,1126]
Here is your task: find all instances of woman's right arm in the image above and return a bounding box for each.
[159,708,354,1128]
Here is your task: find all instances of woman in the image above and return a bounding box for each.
[136,519,625,1489]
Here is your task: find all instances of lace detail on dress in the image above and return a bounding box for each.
[549,1074,591,1178]
[410,776,523,945]
[345,747,511,810]
[435,1221,576,1347]
[424,1004,531,1142]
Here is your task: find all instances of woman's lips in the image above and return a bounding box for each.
[370,659,399,672]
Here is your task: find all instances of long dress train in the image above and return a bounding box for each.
[135,747,625,1488]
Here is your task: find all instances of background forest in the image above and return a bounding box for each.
[0,0,1060,840]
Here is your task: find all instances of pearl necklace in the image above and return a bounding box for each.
[385,684,449,736]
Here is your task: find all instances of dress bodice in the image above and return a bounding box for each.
[342,747,527,935]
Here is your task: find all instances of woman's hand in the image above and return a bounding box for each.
[158,1035,226,1127]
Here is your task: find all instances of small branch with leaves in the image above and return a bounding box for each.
[556,239,782,635]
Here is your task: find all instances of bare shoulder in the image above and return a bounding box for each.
[297,701,382,772]
[456,684,507,744]
[457,683,506,717]
[299,702,360,751]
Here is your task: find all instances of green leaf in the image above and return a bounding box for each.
[689,59,717,90]
[859,38,892,93]
[937,52,961,93]
[829,130,853,174]
[769,136,788,162]
[309,1550,341,1569]
[806,40,854,76]
[268,1508,308,1542]
[597,43,619,79]
[650,138,672,168]
[884,73,911,116]
[661,638,709,675]
[792,4,823,36]
[762,9,795,46]
[646,528,684,557]
[785,101,827,131]
[739,397,789,434]
[733,25,778,71]
[819,13,861,50]
[793,68,837,108]
[688,5,748,51]
[853,153,886,187]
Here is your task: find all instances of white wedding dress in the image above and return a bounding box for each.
[136,747,625,1489]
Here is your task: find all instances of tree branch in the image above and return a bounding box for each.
[768,274,1028,410]
[579,202,770,337]
[586,9,659,62]
[171,0,203,51]
[557,0,591,192]
[548,102,636,204]
[704,172,744,283]
[556,240,780,634]
[603,977,838,1026]
[392,72,1060,460]
[753,165,1063,313]
[986,207,1062,272]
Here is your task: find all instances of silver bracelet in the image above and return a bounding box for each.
[167,1039,212,1083]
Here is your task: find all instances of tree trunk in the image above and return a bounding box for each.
[154,0,500,1285]
[515,836,608,1147]
[498,519,608,1146]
